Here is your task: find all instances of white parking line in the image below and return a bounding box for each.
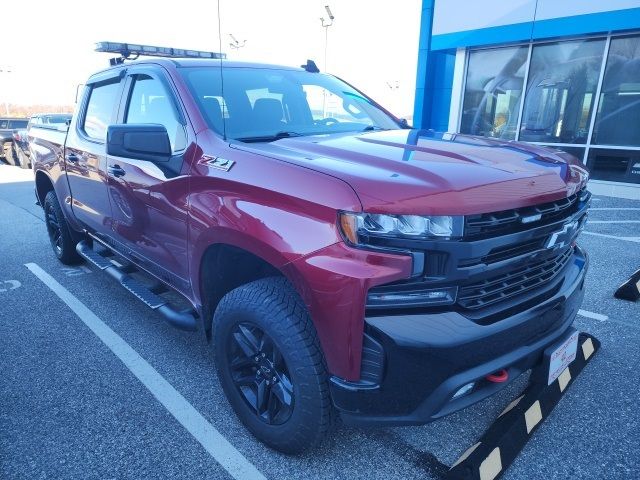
[590,208,640,211]
[587,220,640,224]
[578,309,609,322]
[582,231,640,243]
[24,262,266,480]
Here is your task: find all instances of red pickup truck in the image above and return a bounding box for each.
[31,43,591,453]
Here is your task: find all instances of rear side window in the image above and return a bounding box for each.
[82,80,121,141]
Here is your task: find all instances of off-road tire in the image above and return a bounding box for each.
[213,277,334,454]
[43,190,82,265]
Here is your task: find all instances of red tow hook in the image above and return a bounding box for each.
[485,369,509,383]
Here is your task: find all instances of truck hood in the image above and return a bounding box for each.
[232,130,588,215]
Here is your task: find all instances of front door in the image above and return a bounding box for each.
[105,68,193,295]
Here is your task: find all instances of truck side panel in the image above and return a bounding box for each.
[188,131,376,379]
[30,125,84,234]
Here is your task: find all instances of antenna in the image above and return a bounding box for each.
[217,0,227,141]
[320,5,335,72]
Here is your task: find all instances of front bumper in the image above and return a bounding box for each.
[331,245,588,426]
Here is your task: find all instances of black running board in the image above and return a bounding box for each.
[76,240,198,331]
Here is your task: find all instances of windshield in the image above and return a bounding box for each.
[179,66,399,141]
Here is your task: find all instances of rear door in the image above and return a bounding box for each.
[105,66,193,293]
[65,71,124,235]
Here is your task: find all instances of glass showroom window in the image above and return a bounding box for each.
[460,45,528,140]
[587,149,640,184]
[592,34,640,147]
[554,146,585,162]
[519,39,606,144]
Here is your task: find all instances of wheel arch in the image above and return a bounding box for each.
[197,239,294,340]
[35,170,55,205]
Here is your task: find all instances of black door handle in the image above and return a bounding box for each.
[65,153,79,162]
[108,165,126,177]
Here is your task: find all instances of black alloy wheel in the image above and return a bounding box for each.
[43,190,82,265]
[46,201,64,256]
[228,322,294,425]
[213,277,334,453]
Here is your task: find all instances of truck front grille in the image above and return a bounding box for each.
[464,189,586,238]
[364,190,589,320]
[457,246,574,310]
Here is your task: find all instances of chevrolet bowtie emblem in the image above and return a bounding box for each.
[546,220,579,250]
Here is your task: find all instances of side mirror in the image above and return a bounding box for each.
[398,118,411,129]
[107,124,171,163]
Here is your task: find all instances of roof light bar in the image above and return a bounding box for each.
[95,41,226,61]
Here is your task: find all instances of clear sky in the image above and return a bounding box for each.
[1,0,420,118]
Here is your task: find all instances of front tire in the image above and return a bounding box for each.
[213,277,334,454]
[43,190,82,265]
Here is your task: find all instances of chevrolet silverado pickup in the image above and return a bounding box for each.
[31,42,591,453]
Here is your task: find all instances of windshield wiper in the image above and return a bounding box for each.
[361,125,388,132]
[236,131,305,143]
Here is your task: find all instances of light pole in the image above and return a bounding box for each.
[320,5,334,72]
[0,67,12,116]
[229,34,246,53]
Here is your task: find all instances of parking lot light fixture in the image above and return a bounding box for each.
[229,34,247,51]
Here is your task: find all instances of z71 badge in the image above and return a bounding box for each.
[200,155,235,172]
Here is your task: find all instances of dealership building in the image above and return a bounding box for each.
[414,0,640,197]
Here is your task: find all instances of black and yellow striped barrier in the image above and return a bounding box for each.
[446,332,600,480]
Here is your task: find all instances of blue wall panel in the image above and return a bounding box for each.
[532,7,640,40]
[431,22,533,50]
[413,0,457,130]
[431,5,640,50]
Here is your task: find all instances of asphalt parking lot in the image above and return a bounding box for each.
[1,163,638,479]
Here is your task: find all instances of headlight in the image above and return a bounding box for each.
[339,211,464,245]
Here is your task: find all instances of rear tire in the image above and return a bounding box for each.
[43,190,82,265]
[3,142,18,166]
[213,277,334,454]
[17,148,30,169]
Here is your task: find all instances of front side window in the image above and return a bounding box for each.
[519,39,606,144]
[460,46,528,140]
[125,74,186,152]
[82,80,121,141]
[180,67,398,141]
